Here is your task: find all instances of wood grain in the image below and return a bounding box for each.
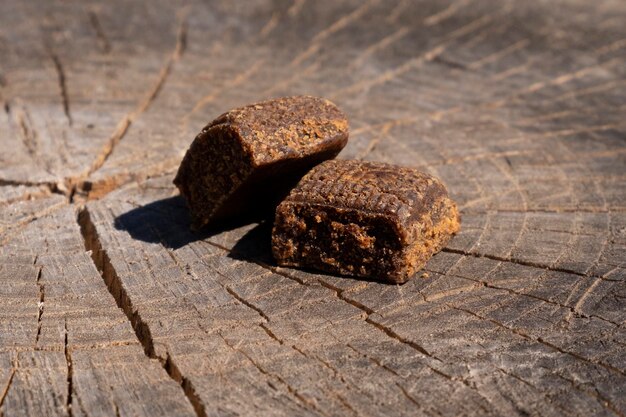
[0,0,624,415]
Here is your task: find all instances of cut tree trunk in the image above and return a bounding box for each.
[1,0,625,416]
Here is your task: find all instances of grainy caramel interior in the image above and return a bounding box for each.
[174,124,253,229]
[273,203,403,278]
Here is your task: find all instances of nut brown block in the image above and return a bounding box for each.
[174,96,349,229]
[272,160,460,283]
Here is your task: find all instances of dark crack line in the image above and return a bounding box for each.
[496,367,537,390]
[77,164,180,202]
[163,352,207,417]
[35,266,44,346]
[333,393,359,417]
[77,207,206,417]
[16,107,40,158]
[292,345,339,379]
[64,320,73,417]
[364,316,435,358]
[0,368,16,411]
[433,55,468,70]
[3,165,172,206]
[221,279,270,322]
[442,248,613,281]
[315,279,443,361]
[50,53,72,126]
[259,323,282,344]
[0,177,74,206]
[0,178,56,189]
[346,343,400,377]
[88,11,111,53]
[396,383,422,408]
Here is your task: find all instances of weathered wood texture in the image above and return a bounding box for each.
[1,0,625,416]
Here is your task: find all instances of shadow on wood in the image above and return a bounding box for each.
[228,221,275,264]
[113,196,272,252]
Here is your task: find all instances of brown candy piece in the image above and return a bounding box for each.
[272,160,460,283]
[174,96,349,229]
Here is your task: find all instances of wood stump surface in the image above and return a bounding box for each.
[1,0,625,416]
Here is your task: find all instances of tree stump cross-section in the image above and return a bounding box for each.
[1,0,625,416]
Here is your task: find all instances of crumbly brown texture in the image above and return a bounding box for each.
[272,160,461,284]
[174,96,349,229]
